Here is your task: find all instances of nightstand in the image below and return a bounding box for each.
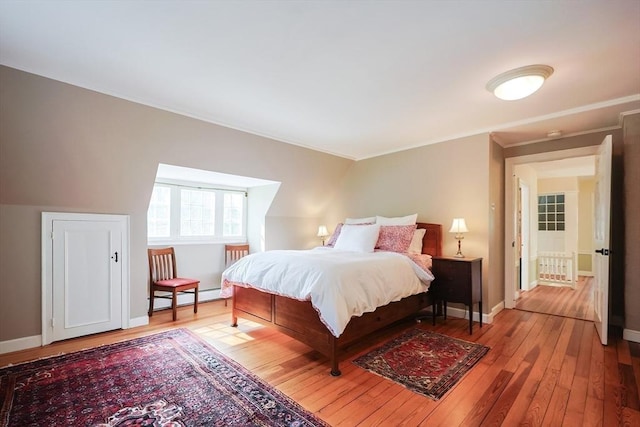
[431,256,482,334]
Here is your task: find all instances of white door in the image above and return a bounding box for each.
[42,213,128,344]
[594,135,612,345]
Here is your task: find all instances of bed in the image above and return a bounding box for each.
[224,222,442,376]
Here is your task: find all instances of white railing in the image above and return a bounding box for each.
[537,252,577,288]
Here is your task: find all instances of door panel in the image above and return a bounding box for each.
[594,135,612,345]
[52,219,122,342]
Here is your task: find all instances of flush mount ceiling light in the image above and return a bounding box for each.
[486,65,554,101]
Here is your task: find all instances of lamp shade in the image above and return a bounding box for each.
[449,218,469,234]
[317,225,329,238]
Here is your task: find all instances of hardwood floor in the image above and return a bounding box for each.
[2,300,639,426]
[515,276,594,321]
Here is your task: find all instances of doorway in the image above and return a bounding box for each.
[505,146,599,322]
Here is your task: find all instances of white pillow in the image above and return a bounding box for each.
[376,214,418,225]
[344,216,376,224]
[408,228,427,254]
[333,224,381,252]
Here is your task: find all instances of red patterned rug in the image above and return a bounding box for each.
[0,328,327,426]
[353,329,489,400]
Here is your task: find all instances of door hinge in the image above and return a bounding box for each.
[50,318,55,328]
[51,231,54,240]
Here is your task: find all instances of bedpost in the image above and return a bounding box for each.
[231,286,238,327]
[329,336,341,376]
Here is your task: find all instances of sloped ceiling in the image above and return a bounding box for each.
[1,1,639,160]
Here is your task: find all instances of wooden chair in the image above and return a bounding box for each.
[148,247,199,321]
[224,244,249,306]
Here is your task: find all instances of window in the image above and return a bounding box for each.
[147,182,246,242]
[147,185,171,237]
[538,193,565,231]
[180,188,215,236]
[223,192,244,236]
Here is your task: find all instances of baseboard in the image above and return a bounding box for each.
[488,301,505,323]
[623,328,640,343]
[128,316,150,329]
[0,290,223,356]
[437,301,504,325]
[0,334,42,355]
[578,271,593,277]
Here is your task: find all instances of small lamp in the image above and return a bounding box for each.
[317,225,329,245]
[449,218,469,258]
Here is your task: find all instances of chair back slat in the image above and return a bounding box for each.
[225,244,249,267]
[148,247,178,283]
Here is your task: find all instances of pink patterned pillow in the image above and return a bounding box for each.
[376,225,417,252]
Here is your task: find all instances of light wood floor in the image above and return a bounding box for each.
[2,300,639,426]
[516,276,594,321]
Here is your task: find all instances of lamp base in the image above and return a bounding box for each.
[454,238,465,258]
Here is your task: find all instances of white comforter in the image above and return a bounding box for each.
[221,247,434,337]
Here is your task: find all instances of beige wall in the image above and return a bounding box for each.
[623,113,640,333]
[322,134,503,314]
[538,177,578,193]
[0,66,353,342]
[489,139,505,310]
[578,177,595,273]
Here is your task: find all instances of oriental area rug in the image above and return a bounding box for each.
[0,328,328,427]
[353,328,489,400]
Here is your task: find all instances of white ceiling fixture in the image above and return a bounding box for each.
[486,65,554,101]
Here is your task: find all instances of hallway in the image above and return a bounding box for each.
[515,276,594,321]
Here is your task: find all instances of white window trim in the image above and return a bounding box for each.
[147,180,247,245]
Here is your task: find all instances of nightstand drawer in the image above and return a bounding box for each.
[442,284,468,302]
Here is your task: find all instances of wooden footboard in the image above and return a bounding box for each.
[231,285,433,376]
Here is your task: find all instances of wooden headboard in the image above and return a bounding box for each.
[417,222,442,257]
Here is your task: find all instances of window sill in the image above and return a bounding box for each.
[148,238,247,246]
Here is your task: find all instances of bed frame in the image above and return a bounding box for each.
[230,222,443,376]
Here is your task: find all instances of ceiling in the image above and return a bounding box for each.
[528,156,595,179]
[1,1,639,160]
[156,163,278,188]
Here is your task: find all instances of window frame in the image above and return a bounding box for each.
[147,181,247,245]
[537,192,565,232]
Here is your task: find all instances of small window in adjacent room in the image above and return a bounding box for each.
[538,193,565,231]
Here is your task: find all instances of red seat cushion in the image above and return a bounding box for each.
[155,278,199,287]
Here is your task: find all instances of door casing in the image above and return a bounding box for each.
[505,145,599,309]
